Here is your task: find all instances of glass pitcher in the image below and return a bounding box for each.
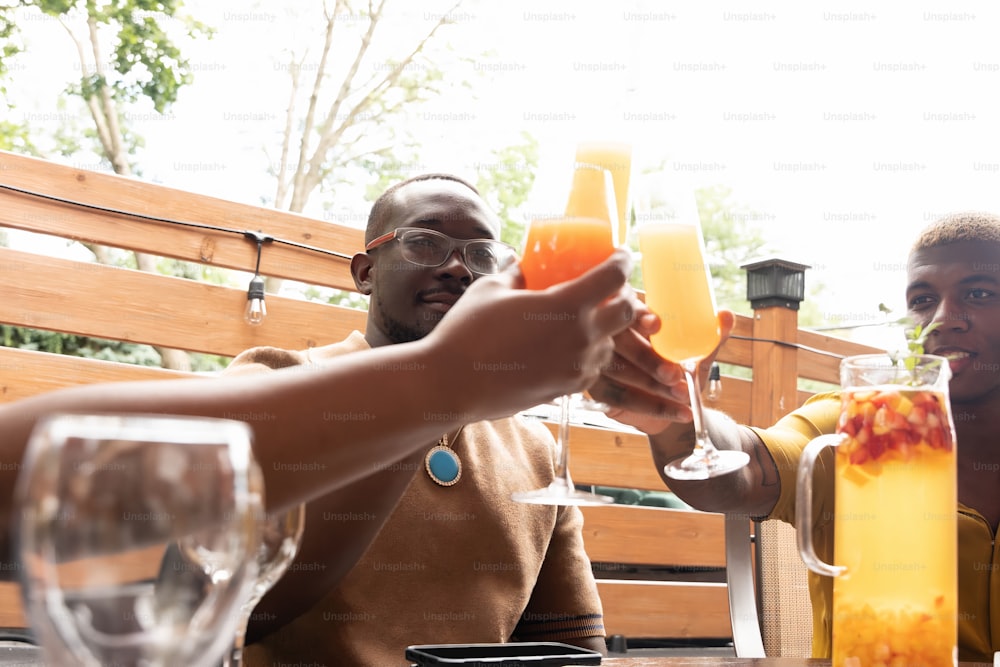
[797,354,957,667]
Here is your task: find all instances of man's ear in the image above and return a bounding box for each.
[351,252,374,295]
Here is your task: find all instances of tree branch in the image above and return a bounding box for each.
[293,0,462,209]
[274,51,304,210]
[288,0,347,210]
[59,17,114,158]
[86,14,129,176]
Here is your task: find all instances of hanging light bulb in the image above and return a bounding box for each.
[245,274,267,325]
[243,231,274,326]
[707,362,722,400]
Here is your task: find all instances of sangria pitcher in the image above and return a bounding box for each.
[796,354,957,666]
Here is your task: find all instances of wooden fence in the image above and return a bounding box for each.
[0,150,881,645]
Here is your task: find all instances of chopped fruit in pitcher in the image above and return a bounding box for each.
[834,602,955,666]
[838,388,953,466]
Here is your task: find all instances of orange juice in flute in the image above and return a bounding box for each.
[520,164,617,289]
[512,162,619,505]
[638,195,750,479]
[575,141,632,249]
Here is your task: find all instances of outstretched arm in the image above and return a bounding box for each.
[647,410,781,517]
[0,251,638,557]
[589,308,781,517]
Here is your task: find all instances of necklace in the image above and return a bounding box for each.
[425,426,464,487]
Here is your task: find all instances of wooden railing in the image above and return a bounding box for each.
[0,150,881,644]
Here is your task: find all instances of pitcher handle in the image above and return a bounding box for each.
[795,433,846,577]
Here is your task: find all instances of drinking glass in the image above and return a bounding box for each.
[512,160,622,506]
[219,504,305,667]
[637,187,750,479]
[14,413,263,667]
[574,141,633,250]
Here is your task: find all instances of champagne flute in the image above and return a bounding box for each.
[512,161,622,506]
[575,141,633,250]
[14,413,262,667]
[573,140,634,413]
[637,188,751,479]
[219,504,305,667]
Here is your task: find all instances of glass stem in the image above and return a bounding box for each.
[551,394,573,488]
[221,604,255,667]
[683,361,717,460]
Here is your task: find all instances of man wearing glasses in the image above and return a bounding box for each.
[238,174,610,666]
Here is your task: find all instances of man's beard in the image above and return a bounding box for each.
[376,296,442,344]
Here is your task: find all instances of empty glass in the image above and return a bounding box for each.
[15,413,263,667]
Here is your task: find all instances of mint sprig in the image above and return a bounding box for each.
[891,320,942,384]
[903,321,940,370]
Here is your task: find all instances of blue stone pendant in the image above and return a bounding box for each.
[425,445,461,486]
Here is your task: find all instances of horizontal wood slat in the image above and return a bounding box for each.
[715,314,754,369]
[0,347,191,404]
[0,247,366,357]
[555,422,664,492]
[0,150,363,291]
[0,579,735,641]
[0,545,179,632]
[580,505,725,568]
[797,329,882,385]
[598,580,731,638]
[705,376,751,425]
[0,583,23,629]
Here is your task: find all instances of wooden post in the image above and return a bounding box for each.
[741,259,810,428]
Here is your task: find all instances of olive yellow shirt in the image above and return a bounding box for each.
[754,392,1000,663]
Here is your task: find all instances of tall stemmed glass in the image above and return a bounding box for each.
[14,413,262,667]
[637,189,751,479]
[218,504,305,667]
[512,161,623,506]
[575,141,633,252]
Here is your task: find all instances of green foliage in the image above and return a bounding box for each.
[187,352,231,373]
[1,325,162,366]
[0,4,22,99]
[627,183,773,311]
[899,321,943,377]
[0,325,230,371]
[0,120,42,155]
[476,132,540,250]
[696,185,772,315]
[34,0,214,113]
[302,286,369,311]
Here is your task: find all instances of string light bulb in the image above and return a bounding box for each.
[707,362,722,400]
[244,274,266,325]
[243,231,274,326]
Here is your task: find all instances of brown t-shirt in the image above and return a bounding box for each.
[234,332,604,666]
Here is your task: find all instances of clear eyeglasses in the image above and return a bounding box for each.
[365,227,518,275]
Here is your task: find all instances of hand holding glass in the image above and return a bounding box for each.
[512,162,621,506]
[638,195,750,479]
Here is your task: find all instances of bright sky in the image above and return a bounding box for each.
[6,0,1000,350]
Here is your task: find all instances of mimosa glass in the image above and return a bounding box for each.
[575,141,632,249]
[513,162,620,506]
[638,192,750,479]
